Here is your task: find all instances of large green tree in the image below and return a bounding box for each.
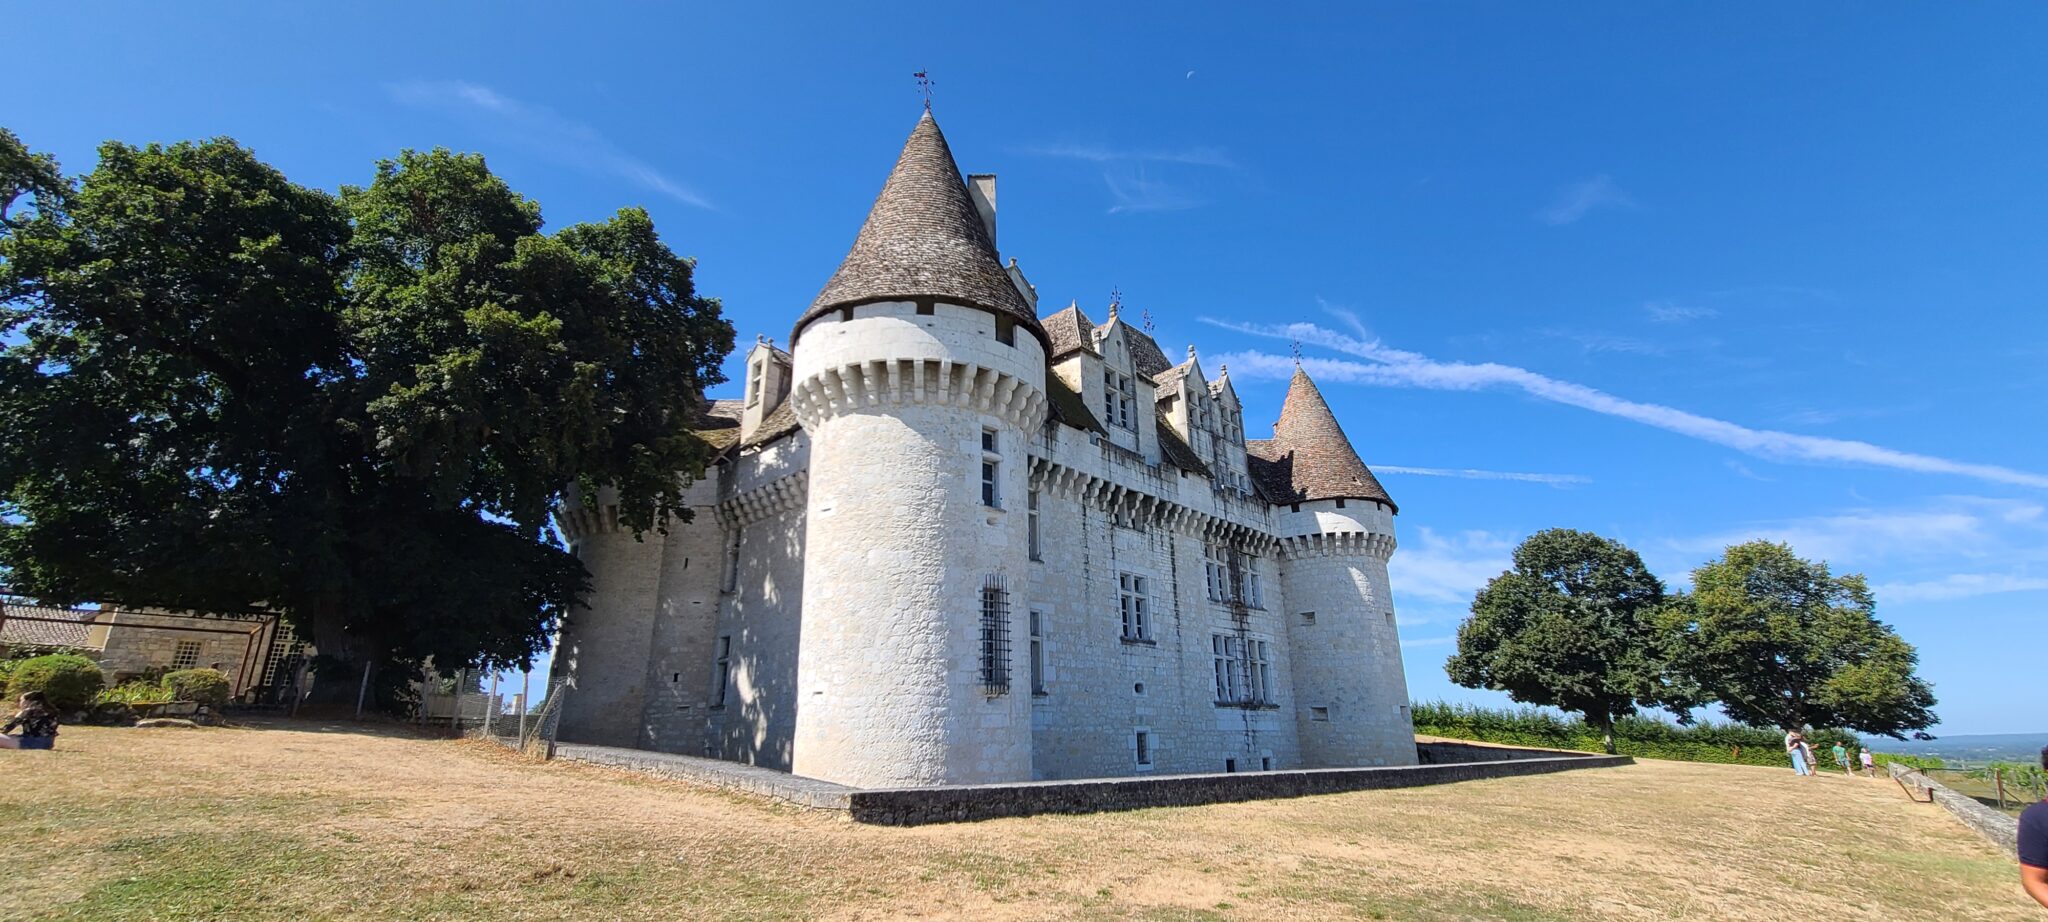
[0,130,733,688]
[1666,541,1936,737]
[1446,528,1699,753]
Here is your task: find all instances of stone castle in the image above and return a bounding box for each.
[551,111,1415,789]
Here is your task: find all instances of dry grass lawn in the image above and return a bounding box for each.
[0,720,2032,921]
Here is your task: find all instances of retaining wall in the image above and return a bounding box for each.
[1889,762,2019,855]
[547,739,1629,825]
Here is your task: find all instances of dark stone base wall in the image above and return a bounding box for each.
[544,738,1631,826]
[849,754,1630,825]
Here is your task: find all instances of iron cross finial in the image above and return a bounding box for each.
[914,71,935,111]
[1108,287,1123,319]
[1142,308,1155,335]
[1291,339,1303,365]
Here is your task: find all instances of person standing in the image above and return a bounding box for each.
[1785,730,1811,777]
[2019,745,2048,908]
[1831,741,1851,775]
[1858,747,1877,777]
[1800,739,1822,778]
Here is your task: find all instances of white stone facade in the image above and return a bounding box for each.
[550,112,1415,787]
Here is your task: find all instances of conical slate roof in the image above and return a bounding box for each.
[1246,366,1397,512]
[794,112,1045,349]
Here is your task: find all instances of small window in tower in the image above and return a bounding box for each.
[1028,610,1046,696]
[1224,758,1238,773]
[996,315,1016,346]
[916,300,935,316]
[980,428,1002,509]
[1290,503,1301,513]
[839,306,854,322]
[713,636,732,708]
[1135,730,1152,767]
[1261,756,1273,771]
[1027,489,1041,560]
[1310,706,1330,722]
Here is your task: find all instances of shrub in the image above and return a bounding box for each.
[95,679,173,707]
[4,654,105,713]
[162,668,232,708]
[1411,700,1871,771]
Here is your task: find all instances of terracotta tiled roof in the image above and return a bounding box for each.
[0,604,98,650]
[1043,303,1096,360]
[795,112,1045,350]
[1244,367,1396,512]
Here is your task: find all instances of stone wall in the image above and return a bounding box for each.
[1888,762,2020,855]
[92,611,275,694]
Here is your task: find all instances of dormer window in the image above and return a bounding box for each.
[746,361,765,407]
[1103,370,1136,430]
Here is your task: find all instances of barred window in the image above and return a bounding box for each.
[979,575,1011,694]
[260,622,304,687]
[170,640,202,670]
[1118,573,1150,641]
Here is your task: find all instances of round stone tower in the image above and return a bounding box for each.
[786,111,1049,788]
[1259,367,1416,767]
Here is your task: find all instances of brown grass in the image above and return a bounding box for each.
[0,720,2032,921]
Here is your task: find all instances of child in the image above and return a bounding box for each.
[1859,747,1877,777]
[0,691,58,750]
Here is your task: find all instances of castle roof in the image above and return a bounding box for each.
[1043,302,1096,360]
[1245,367,1396,512]
[795,112,1045,350]
[1113,322,1175,380]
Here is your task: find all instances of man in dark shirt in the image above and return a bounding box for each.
[2021,745,2048,909]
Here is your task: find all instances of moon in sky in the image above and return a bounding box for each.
[1185,70,1196,79]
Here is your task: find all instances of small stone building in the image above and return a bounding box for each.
[0,601,309,700]
[551,111,1415,788]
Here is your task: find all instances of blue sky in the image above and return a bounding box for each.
[9,4,2044,734]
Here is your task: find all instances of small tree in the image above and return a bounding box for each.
[1446,529,1698,753]
[4,653,104,713]
[1666,541,1936,737]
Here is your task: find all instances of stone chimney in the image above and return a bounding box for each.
[966,173,997,248]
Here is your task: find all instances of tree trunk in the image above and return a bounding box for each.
[1595,711,1616,755]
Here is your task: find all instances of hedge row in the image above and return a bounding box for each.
[1411,700,1885,770]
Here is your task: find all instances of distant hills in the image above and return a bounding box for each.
[1872,732,2047,766]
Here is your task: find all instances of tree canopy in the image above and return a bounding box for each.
[1666,541,1936,737]
[0,130,733,680]
[1445,528,1699,752]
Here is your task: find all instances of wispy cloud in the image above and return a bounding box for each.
[386,80,712,210]
[1390,528,1514,606]
[1871,573,2048,604]
[1021,141,1235,216]
[1102,167,1200,215]
[1400,635,1458,649]
[1724,460,1773,482]
[1204,316,2048,490]
[1017,143,1237,169]
[1375,466,1589,487]
[1542,329,1667,356]
[1539,174,1636,225]
[1645,301,1719,323]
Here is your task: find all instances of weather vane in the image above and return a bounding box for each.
[1290,339,1303,366]
[1141,308,1155,335]
[914,71,935,110]
[1107,287,1123,320]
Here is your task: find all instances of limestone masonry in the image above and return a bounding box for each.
[551,111,1415,788]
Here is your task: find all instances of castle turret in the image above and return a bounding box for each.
[786,112,1049,787]
[1248,367,1415,767]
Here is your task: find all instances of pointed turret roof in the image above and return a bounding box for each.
[794,112,1045,349]
[1245,367,1397,512]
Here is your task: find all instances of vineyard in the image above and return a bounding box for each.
[1410,701,1939,771]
